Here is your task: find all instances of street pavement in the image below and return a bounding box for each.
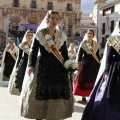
[0,68,85,120]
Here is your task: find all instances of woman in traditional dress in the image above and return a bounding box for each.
[81,21,120,120]
[68,43,77,60]
[73,29,100,102]
[1,38,19,81]
[8,30,34,95]
[20,10,74,120]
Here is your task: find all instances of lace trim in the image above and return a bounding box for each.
[35,29,66,53]
[7,46,18,54]
[34,56,70,100]
[82,40,99,54]
[19,42,30,54]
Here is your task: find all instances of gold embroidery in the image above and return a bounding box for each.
[42,28,64,64]
[84,41,100,64]
[108,36,120,55]
[7,47,16,61]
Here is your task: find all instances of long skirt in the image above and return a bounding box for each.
[73,55,99,97]
[20,56,74,119]
[8,59,27,95]
[82,56,120,120]
[15,59,27,92]
[3,55,15,80]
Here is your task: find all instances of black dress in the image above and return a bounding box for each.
[4,51,17,79]
[15,48,29,92]
[81,36,120,120]
[73,40,100,96]
[105,44,120,112]
[21,29,73,119]
[78,47,100,90]
[29,39,70,100]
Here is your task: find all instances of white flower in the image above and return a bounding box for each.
[64,59,78,70]
[71,62,78,69]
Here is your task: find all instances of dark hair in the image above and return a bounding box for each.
[119,21,120,27]
[46,10,61,23]
[87,29,95,37]
[26,30,33,36]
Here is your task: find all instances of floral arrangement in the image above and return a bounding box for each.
[64,59,78,82]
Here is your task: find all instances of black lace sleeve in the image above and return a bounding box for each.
[105,44,117,74]
[60,41,69,61]
[16,48,23,68]
[76,47,84,62]
[28,39,40,67]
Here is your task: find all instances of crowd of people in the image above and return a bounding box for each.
[0,10,120,120]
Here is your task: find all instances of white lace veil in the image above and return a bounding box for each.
[95,21,120,84]
[1,38,19,84]
[83,29,97,42]
[19,10,61,105]
[68,43,76,52]
[36,10,59,33]
[111,21,120,36]
[21,30,33,43]
[76,29,97,62]
[8,31,35,93]
[19,30,34,47]
[11,30,35,74]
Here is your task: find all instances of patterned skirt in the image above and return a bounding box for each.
[15,59,27,92]
[21,55,74,119]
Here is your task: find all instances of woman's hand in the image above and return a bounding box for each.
[28,67,34,76]
[74,70,79,75]
[15,68,18,72]
[104,74,108,81]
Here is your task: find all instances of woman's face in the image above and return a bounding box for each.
[71,44,75,50]
[9,40,14,45]
[26,32,33,41]
[87,30,94,39]
[47,14,60,28]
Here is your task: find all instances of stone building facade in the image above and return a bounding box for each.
[0,0,81,50]
[92,0,119,57]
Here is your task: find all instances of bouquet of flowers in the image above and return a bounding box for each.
[64,59,78,82]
